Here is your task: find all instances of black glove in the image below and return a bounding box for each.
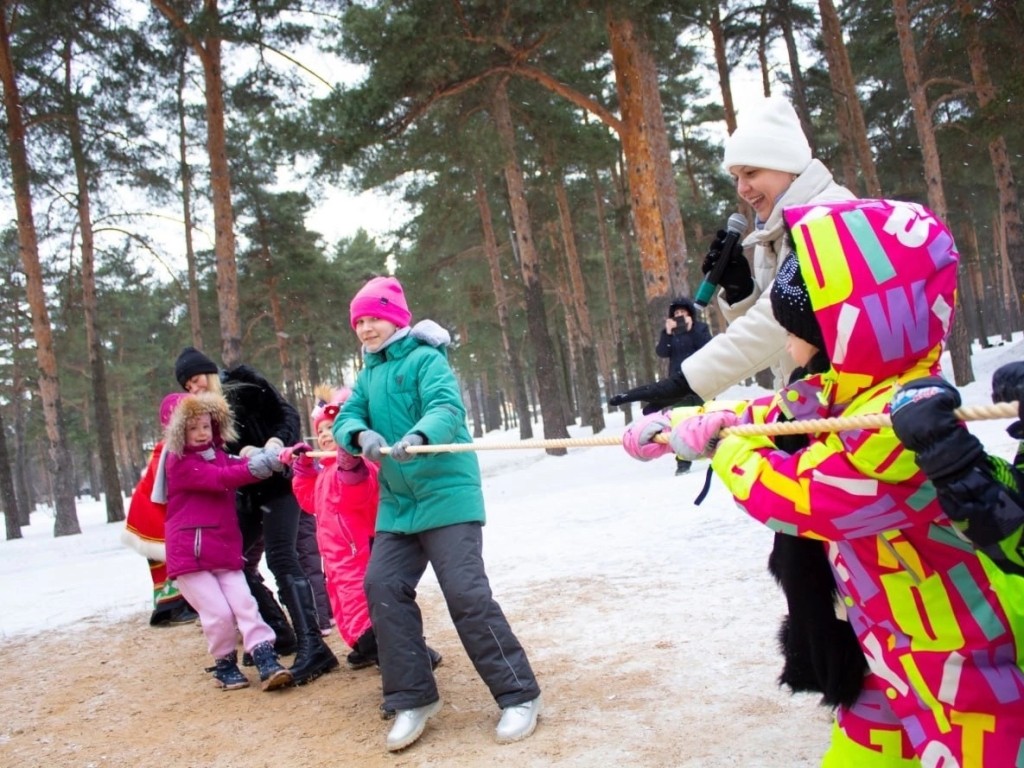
[992,361,1024,439]
[890,377,984,483]
[701,230,752,304]
[608,372,693,410]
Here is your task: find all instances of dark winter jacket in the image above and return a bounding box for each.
[163,393,260,578]
[655,297,711,379]
[221,364,301,509]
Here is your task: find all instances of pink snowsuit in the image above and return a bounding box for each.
[291,453,378,648]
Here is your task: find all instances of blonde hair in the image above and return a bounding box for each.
[203,373,223,395]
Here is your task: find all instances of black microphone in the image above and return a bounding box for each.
[693,212,748,308]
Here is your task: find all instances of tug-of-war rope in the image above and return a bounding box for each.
[306,401,1018,458]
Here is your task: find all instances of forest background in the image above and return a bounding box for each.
[1,0,1023,538]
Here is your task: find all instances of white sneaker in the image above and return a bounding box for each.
[386,698,442,752]
[495,696,542,744]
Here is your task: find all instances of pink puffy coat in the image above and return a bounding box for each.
[291,454,378,647]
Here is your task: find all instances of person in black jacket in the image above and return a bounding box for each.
[173,347,339,685]
[654,296,711,474]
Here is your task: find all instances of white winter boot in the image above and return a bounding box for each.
[386,698,443,751]
[495,696,542,744]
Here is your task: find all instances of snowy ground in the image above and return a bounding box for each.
[1,336,1020,766]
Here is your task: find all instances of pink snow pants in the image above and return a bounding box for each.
[176,568,275,659]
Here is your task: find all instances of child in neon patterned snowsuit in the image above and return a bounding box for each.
[624,199,1024,766]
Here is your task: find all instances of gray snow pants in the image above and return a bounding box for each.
[365,522,540,711]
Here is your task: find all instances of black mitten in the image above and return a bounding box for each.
[890,377,984,483]
[992,361,1024,439]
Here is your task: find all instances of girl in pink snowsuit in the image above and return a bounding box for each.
[281,386,380,669]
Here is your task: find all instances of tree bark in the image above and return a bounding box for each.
[472,169,532,439]
[553,172,604,432]
[958,0,1024,311]
[710,3,736,134]
[491,81,569,452]
[607,13,672,336]
[778,0,815,155]
[819,0,881,196]
[0,2,80,535]
[0,408,20,540]
[590,170,631,418]
[63,40,124,523]
[153,0,242,367]
[892,0,972,384]
[176,44,204,349]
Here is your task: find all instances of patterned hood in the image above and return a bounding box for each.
[782,199,959,401]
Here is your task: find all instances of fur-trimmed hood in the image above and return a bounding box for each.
[163,392,237,456]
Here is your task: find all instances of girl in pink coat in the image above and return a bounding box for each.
[281,386,381,669]
[162,392,292,692]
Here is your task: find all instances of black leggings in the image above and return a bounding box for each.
[238,492,303,582]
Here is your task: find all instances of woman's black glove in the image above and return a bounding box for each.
[890,377,984,484]
[608,371,693,412]
[701,230,753,304]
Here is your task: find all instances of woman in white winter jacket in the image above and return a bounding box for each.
[609,95,856,409]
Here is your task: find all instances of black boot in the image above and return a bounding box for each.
[251,641,293,691]
[244,567,297,656]
[279,574,339,685]
[346,628,379,670]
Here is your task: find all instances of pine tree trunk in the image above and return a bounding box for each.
[607,13,672,335]
[491,81,569,451]
[818,0,859,191]
[0,5,80,535]
[153,0,242,367]
[820,0,881,196]
[472,169,532,439]
[0,4,79,536]
[553,174,604,431]
[710,3,737,134]
[63,44,124,523]
[176,44,204,349]
[0,408,21,540]
[892,0,973,385]
[591,171,632,418]
[779,0,815,155]
[958,0,1024,311]
[636,36,689,298]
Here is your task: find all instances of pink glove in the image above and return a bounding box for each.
[668,411,739,461]
[279,442,313,467]
[336,447,362,472]
[622,412,673,461]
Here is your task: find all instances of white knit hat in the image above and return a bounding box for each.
[722,96,812,175]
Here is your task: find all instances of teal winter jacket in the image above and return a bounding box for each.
[333,326,485,534]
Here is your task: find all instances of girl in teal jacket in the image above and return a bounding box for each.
[334,276,541,753]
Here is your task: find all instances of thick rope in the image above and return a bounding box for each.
[304,401,1018,457]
